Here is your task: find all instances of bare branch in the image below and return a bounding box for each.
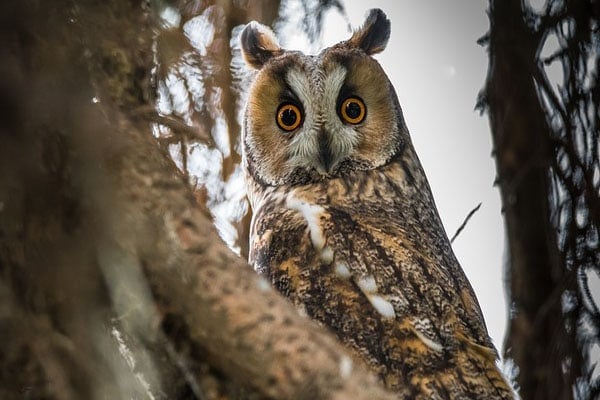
[450,203,482,244]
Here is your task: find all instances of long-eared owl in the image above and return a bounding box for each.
[240,9,514,399]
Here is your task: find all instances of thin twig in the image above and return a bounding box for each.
[450,203,482,244]
[132,106,215,146]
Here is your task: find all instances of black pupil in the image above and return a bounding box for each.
[346,101,361,119]
[281,107,297,127]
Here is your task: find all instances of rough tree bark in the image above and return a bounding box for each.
[0,1,397,399]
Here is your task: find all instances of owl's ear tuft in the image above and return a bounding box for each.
[240,21,282,69]
[348,9,390,55]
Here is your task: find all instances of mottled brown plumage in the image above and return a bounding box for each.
[241,9,515,399]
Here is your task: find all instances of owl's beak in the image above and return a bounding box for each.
[317,131,334,174]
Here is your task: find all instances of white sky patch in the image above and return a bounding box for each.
[178,60,206,110]
[156,80,173,117]
[441,64,457,79]
[210,164,248,254]
[286,194,326,250]
[339,355,353,379]
[160,6,181,29]
[187,144,222,190]
[583,47,598,91]
[208,87,231,158]
[183,13,215,57]
[211,114,231,158]
[575,208,588,229]
[275,0,318,53]
[165,74,192,121]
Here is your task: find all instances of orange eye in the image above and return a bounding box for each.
[276,103,302,131]
[340,97,366,124]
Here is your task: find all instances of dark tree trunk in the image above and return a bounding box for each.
[484,1,561,399]
[482,1,590,399]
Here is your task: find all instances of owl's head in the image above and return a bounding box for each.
[241,9,407,186]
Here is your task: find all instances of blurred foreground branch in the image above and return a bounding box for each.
[0,1,394,399]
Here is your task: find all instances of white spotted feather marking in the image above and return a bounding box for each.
[320,246,334,264]
[413,328,444,352]
[286,194,334,264]
[356,275,396,319]
[369,295,396,319]
[412,318,444,352]
[334,262,351,279]
[286,194,326,250]
[356,275,378,294]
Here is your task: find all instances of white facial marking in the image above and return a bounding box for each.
[324,65,346,111]
[286,67,316,160]
[324,65,360,160]
[284,64,360,173]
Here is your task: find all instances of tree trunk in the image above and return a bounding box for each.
[482,1,574,399]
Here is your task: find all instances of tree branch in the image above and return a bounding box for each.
[0,1,397,399]
[450,203,482,244]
